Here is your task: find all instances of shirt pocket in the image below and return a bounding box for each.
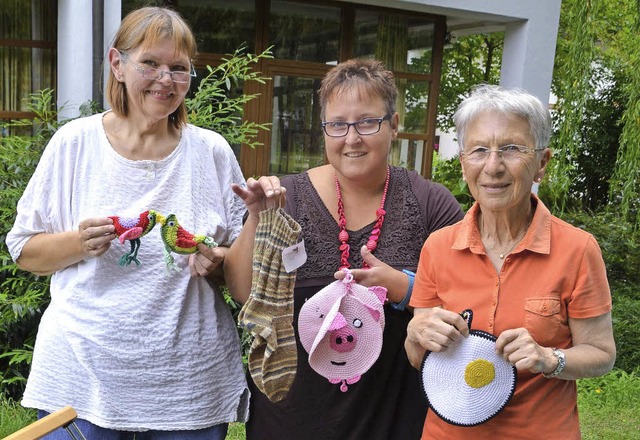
[524,297,565,346]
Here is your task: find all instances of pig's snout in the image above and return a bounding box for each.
[327,311,358,353]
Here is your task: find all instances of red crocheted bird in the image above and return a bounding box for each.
[159,213,217,273]
[109,210,164,266]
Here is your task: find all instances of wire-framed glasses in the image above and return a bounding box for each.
[120,53,196,84]
[322,114,391,137]
[461,144,545,164]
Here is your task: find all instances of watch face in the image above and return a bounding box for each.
[544,349,565,378]
[554,349,566,371]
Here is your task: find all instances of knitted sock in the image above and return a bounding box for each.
[238,207,302,402]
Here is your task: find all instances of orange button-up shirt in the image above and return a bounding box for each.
[411,195,611,440]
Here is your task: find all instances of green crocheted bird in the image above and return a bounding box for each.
[159,213,217,273]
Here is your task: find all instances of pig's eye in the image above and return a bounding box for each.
[353,319,363,328]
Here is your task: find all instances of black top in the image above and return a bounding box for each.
[245,166,465,440]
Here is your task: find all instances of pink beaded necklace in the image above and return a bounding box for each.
[336,166,390,270]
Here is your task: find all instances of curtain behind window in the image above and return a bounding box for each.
[0,0,57,113]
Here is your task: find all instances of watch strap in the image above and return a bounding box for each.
[543,348,566,378]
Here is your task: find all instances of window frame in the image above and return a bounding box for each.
[0,38,57,120]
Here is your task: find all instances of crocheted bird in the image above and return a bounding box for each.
[159,213,217,273]
[108,210,164,267]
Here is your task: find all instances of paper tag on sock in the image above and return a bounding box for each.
[282,239,307,273]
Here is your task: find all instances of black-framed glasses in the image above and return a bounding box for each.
[322,114,391,137]
[461,144,545,164]
[120,52,196,84]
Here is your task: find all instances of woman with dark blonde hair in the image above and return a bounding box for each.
[241,58,464,439]
[6,6,280,438]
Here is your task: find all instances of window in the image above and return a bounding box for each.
[269,75,324,175]
[0,1,57,120]
[269,0,341,63]
[253,1,443,178]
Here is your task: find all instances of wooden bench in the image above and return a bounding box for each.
[4,406,85,440]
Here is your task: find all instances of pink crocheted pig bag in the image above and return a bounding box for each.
[298,269,387,392]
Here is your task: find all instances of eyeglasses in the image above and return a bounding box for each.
[322,114,391,137]
[461,144,545,164]
[120,53,196,84]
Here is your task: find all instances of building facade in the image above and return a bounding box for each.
[1,0,561,179]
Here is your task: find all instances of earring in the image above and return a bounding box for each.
[535,177,542,183]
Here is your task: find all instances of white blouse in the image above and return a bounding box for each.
[6,112,249,430]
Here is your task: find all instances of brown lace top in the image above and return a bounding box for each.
[282,165,464,285]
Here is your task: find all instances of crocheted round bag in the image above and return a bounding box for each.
[420,309,517,426]
[298,269,387,392]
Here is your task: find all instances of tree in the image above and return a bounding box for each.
[429,33,503,196]
[605,0,640,225]
[542,0,640,221]
[545,0,599,212]
[571,67,624,211]
[437,33,503,132]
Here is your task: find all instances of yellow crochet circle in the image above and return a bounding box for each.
[464,359,495,388]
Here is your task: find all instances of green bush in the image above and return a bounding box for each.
[557,208,640,373]
[0,90,63,399]
[186,44,272,149]
[607,288,640,373]
[578,368,640,410]
[560,208,640,285]
[431,154,473,211]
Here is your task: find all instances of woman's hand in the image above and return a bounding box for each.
[333,246,408,303]
[78,217,116,258]
[495,328,555,374]
[225,176,287,304]
[404,307,469,370]
[231,176,285,218]
[189,244,228,279]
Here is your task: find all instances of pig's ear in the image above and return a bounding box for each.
[329,312,348,331]
[364,303,381,322]
[369,286,387,304]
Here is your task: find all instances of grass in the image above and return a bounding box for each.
[577,369,640,439]
[0,398,36,438]
[227,423,246,439]
[2,369,638,439]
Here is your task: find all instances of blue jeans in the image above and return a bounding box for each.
[37,411,229,440]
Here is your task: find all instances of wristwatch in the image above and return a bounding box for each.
[543,348,566,378]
